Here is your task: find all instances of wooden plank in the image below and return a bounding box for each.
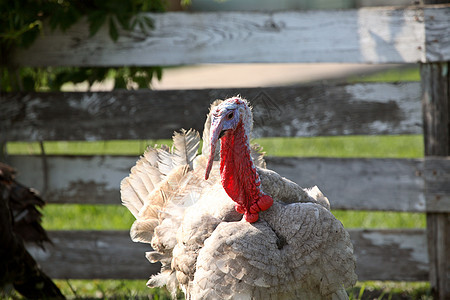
[26,230,159,279]
[421,61,450,300]
[421,63,450,156]
[424,157,450,212]
[25,229,428,281]
[13,7,441,66]
[7,155,431,212]
[266,157,426,212]
[7,155,134,205]
[425,5,450,62]
[2,82,423,141]
[350,229,428,281]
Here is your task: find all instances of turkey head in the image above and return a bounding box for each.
[205,96,273,223]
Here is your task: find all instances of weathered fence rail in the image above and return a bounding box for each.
[6,155,426,212]
[2,83,423,141]
[2,3,450,299]
[13,6,450,66]
[25,229,428,281]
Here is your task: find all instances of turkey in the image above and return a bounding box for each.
[0,162,65,299]
[121,96,357,299]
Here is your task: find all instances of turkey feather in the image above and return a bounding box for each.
[121,96,357,300]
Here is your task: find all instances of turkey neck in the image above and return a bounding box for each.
[220,121,273,223]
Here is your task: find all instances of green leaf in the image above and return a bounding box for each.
[19,23,41,48]
[115,13,131,30]
[114,76,127,89]
[109,16,119,42]
[143,16,154,29]
[130,18,138,30]
[59,6,81,31]
[88,11,107,37]
[1,0,167,91]
[134,75,149,89]
[155,67,163,81]
[22,75,35,91]
[138,19,146,34]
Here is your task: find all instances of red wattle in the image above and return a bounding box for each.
[257,195,273,211]
[235,204,245,214]
[220,122,274,223]
[249,203,260,214]
[244,212,259,223]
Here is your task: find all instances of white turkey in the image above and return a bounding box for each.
[121,96,357,299]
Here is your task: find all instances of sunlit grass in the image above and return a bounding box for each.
[7,135,423,158]
[255,135,423,158]
[333,210,425,229]
[41,205,426,231]
[348,65,420,83]
[6,139,171,156]
[6,279,431,300]
[348,281,432,300]
[5,279,179,300]
[41,204,135,230]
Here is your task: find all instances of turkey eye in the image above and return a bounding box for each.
[227,112,234,120]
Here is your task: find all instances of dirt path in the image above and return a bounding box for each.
[64,63,400,91]
[151,63,399,90]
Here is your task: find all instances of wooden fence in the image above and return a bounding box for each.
[1,3,449,299]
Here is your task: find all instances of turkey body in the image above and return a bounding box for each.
[121,97,357,299]
[0,162,65,299]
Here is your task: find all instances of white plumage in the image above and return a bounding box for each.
[121,97,357,299]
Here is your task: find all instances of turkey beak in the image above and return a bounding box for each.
[205,117,225,180]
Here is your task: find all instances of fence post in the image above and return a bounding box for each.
[421,61,450,300]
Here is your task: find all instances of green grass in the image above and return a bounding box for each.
[5,280,432,300]
[348,65,420,83]
[349,281,432,300]
[6,139,169,156]
[7,135,423,158]
[41,204,135,230]
[53,280,179,300]
[333,210,425,229]
[40,206,426,231]
[254,135,423,158]
[4,280,177,300]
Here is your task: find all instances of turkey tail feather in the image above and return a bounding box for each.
[173,129,200,170]
[120,146,162,218]
[122,129,203,243]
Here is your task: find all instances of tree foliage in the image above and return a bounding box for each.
[0,0,173,92]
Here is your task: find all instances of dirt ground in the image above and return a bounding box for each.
[152,63,399,90]
[72,63,401,92]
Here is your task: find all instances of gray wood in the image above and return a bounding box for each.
[13,7,449,66]
[421,61,450,300]
[266,157,427,212]
[424,157,450,212]
[350,229,428,281]
[2,82,423,141]
[425,5,450,62]
[421,63,450,156]
[7,155,435,212]
[25,229,428,281]
[26,230,159,279]
[7,155,134,205]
